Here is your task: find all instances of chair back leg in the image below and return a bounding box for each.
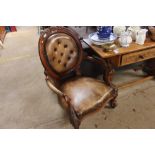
[109,86,118,108]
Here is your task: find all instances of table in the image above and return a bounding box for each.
[83,38,155,89]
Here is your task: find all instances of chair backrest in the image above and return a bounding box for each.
[39,27,83,80]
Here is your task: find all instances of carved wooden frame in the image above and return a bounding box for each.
[39,27,118,129]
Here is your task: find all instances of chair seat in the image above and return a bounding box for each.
[60,77,113,116]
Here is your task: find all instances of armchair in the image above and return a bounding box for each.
[38,27,117,129]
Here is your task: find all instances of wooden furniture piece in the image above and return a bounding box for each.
[0,29,6,48]
[38,27,117,129]
[83,38,155,89]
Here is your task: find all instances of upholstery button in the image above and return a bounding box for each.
[53,57,55,61]
[64,44,68,48]
[58,60,61,64]
[54,48,57,52]
[60,53,64,56]
[70,50,74,54]
[68,56,71,60]
[64,63,67,67]
[57,40,61,45]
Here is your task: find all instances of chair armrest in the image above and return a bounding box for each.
[46,76,63,96]
[45,76,71,103]
[84,56,114,86]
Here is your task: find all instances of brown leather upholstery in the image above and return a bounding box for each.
[60,77,112,116]
[45,33,79,73]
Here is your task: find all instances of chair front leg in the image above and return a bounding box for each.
[69,105,81,129]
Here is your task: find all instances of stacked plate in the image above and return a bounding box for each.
[88,32,117,45]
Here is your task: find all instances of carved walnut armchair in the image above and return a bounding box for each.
[38,27,117,129]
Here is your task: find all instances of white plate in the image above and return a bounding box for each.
[88,32,117,45]
[89,32,117,42]
[90,40,114,45]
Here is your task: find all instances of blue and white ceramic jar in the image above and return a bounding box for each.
[97,26,112,40]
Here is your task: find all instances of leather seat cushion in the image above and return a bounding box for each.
[60,77,112,115]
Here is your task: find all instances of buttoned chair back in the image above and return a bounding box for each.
[39,27,83,80]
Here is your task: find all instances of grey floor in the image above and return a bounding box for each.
[0,27,155,129]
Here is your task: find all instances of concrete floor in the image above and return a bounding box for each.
[0,27,155,129]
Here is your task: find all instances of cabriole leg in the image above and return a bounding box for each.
[69,106,81,129]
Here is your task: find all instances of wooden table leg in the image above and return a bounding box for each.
[102,59,118,108]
